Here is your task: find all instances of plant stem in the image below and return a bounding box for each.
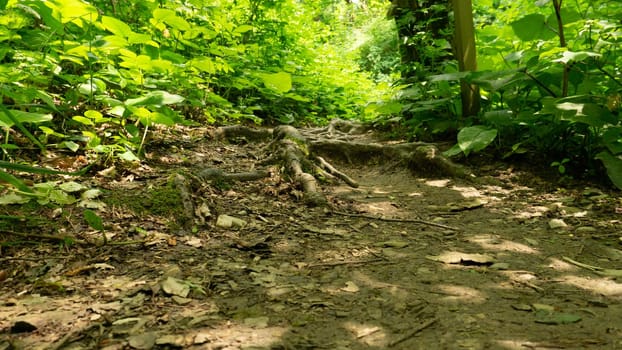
[553,0,569,97]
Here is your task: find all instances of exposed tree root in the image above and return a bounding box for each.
[203,119,472,207]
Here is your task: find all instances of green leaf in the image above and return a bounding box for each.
[72,116,94,126]
[553,51,601,64]
[369,101,403,115]
[125,91,184,107]
[0,104,46,151]
[190,57,216,74]
[61,141,80,152]
[510,14,553,41]
[259,72,292,93]
[595,151,622,190]
[0,171,33,193]
[0,160,92,176]
[152,9,190,31]
[0,193,30,205]
[234,25,254,34]
[119,150,139,162]
[101,15,132,37]
[555,102,615,127]
[150,112,175,126]
[428,72,469,82]
[0,109,52,128]
[84,209,104,231]
[602,128,622,154]
[59,181,86,193]
[457,126,498,156]
[49,189,76,205]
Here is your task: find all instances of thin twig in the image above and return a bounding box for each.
[389,318,438,347]
[331,211,460,231]
[307,258,387,268]
[1,231,146,246]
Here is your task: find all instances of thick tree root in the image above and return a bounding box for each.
[271,125,328,206]
[205,120,472,207]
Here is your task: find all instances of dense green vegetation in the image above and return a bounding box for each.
[0,0,620,192]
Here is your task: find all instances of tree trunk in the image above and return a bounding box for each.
[451,0,480,117]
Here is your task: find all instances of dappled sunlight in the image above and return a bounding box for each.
[351,200,401,216]
[437,284,487,304]
[424,179,451,187]
[450,185,481,198]
[494,339,554,349]
[342,321,387,347]
[559,275,622,298]
[190,324,287,348]
[547,257,578,271]
[467,234,539,254]
[350,271,411,298]
[496,271,540,291]
[512,205,551,220]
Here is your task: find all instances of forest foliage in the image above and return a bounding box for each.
[0,0,621,196]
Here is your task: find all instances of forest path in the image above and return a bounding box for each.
[1,125,622,349]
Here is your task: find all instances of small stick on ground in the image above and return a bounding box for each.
[307,258,387,268]
[316,156,359,187]
[332,211,460,231]
[389,318,438,347]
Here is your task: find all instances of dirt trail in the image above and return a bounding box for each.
[1,126,622,349]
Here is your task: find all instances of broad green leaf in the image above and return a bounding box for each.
[0,109,52,128]
[78,82,98,95]
[556,102,614,127]
[510,14,552,41]
[73,116,94,126]
[483,110,515,127]
[59,181,86,193]
[102,35,129,49]
[119,150,139,162]
[0,192,30,205]
[150,112,174,126]
[260,72,292,93]
[120,54,153,70]
[125,91,184,106]
[127,32,157,46]
[49,189,76,205]
[152,9,190,31]
[81,189,102,200]
[595,151,622,190]
[369,101,403,115]
[457,126,498,156]
[553,51,601,64]
[56,0,98,24]
[443,143,463,158]
[39,126,65,138]
[234,25,254,34]
[190,57,216,74]
[428,72,468,82]
[61,141,80,152]
[0,171,33,193]
[84,209,104,231]
[602,128,622,154]
[85,110,102,119]
[101,15,132,37]
[27,0,64,33]
[284,93,310,102]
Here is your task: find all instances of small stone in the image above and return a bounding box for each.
[549,219,568,229]
[575,226,597,233]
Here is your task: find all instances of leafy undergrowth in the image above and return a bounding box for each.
[1,126,622,349]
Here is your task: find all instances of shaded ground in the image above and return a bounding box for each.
[1,126,622,349]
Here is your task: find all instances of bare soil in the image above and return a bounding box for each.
[1,126,622,350]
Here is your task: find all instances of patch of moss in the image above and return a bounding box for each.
[103,183,185,220]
